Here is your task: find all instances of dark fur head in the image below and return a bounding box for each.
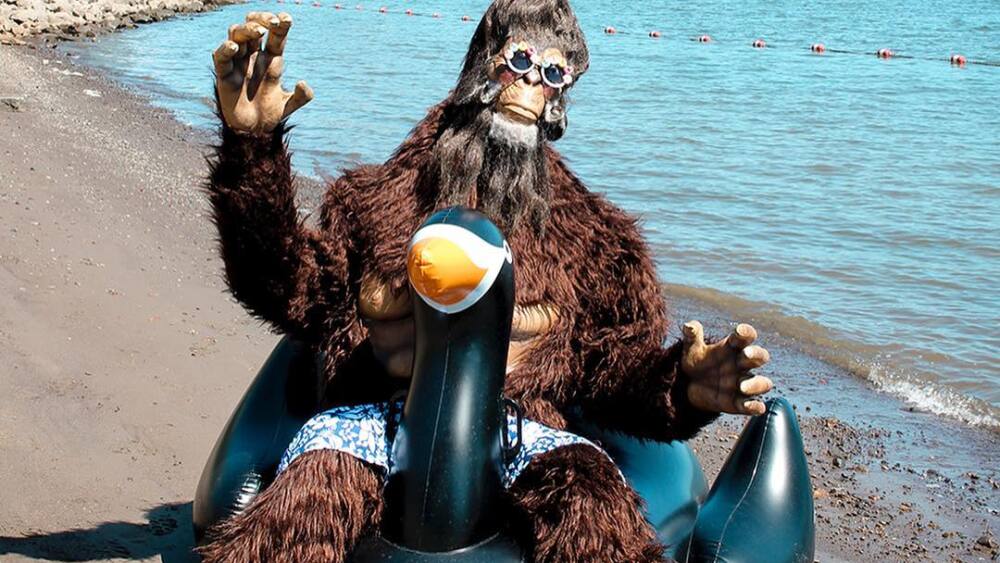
[454,0,589,119]
[432,0,589,234]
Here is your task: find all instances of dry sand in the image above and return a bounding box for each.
[0,43,997,562]
[0,43,275,562]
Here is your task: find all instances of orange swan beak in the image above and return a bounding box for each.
[408,237,489,307]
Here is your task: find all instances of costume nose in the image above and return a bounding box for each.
[523,68,541,86]
[408,238,488,307]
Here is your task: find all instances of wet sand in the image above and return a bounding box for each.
[0,44,997,562]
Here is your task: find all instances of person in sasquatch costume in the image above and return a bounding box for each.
[199,1,774,561]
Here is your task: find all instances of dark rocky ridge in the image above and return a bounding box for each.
[1,0,242,44]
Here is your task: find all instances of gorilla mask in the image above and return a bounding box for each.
[433,0,589,232]
[455,0,589,144]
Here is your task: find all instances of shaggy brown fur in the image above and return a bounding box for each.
[197,450,384,563]
[202,0,717,560]
[208,106,717,436]
[509,445,666,562]
[200,448,667,562]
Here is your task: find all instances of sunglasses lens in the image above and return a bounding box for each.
[508,50,533,73]
[543,65,566,88]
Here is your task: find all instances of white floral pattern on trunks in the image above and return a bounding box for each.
[277,401,622,488]
[503,417,623,486]
[277,402,399,475]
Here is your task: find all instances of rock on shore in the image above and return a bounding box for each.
[0,0,241,44]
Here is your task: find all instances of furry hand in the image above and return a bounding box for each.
[212,12,313,132]
[681,321,773,415]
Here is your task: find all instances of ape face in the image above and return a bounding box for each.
[488,39,573,127]
[447,0,589,144]
[483,37,578,148]
[433,0,590,231]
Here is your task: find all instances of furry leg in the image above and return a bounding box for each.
[198,450,384,563]
[509,444,668,563]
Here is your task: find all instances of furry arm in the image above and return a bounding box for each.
[198,450,384,562]
[207,121,352,341]
[568,192,718,442]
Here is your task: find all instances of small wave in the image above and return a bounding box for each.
[662,283,1000,431]
[866,363,1000,429]
[805,163,839,175]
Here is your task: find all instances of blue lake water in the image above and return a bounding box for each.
[67,0,1000,429]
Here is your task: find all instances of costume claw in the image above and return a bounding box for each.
[728,323,758,348]
[738,346,770,370]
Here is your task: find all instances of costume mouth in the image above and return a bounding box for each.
[499,102,540,125]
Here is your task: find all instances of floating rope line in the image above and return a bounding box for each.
[821,47,1000,67]
[277,0,471,20]
[266,1,1000,67]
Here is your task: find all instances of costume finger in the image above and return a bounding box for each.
[248,11,289,55]
[682,320,706,349]
[512,304,558,339]
[739,375,773,396]
[282,80,314,118]
[245,11,277,26]
[276,12,293,34]
[739,399,767,416]
[228,22,266,58]
[681,320,708,372]
[737,345,771,371]
[246,21,267,52]
[212,40,239,77]
[725,323,758,350]
[229,22,266,44]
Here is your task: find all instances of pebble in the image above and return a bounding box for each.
[1,96,25,111]
[976,533,997,549]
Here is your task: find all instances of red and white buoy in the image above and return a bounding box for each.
[604,26,617,35]
[810,43,826,53]
[461,14,471,21]
[697,34,712,43]
[432,12,440,18]
[405,8,413,15]
[378,6,387,13]
[950,54,967,66]
[333,3,342,8]
[876,48,894,59]
[649,30,662,39]
[751,38,766,48]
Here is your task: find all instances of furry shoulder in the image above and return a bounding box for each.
[318,103,450,290]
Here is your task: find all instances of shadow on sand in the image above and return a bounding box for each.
[0,501,198,562]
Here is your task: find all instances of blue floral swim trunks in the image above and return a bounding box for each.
[277,401,621,487]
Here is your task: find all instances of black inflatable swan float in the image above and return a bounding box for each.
[193,208,815,562]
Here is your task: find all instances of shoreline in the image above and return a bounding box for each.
[0,0,242,45]
[0,41,997,563]
[664,283,1000,432]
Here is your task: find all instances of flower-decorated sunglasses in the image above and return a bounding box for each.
[503,41,574,89]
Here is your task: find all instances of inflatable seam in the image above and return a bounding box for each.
[710,410,773,562]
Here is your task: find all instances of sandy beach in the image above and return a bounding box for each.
[0,35,997,563]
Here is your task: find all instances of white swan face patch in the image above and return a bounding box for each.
[407,223,512,314]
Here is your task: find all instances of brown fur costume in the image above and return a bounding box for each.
[201,1,717,561]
